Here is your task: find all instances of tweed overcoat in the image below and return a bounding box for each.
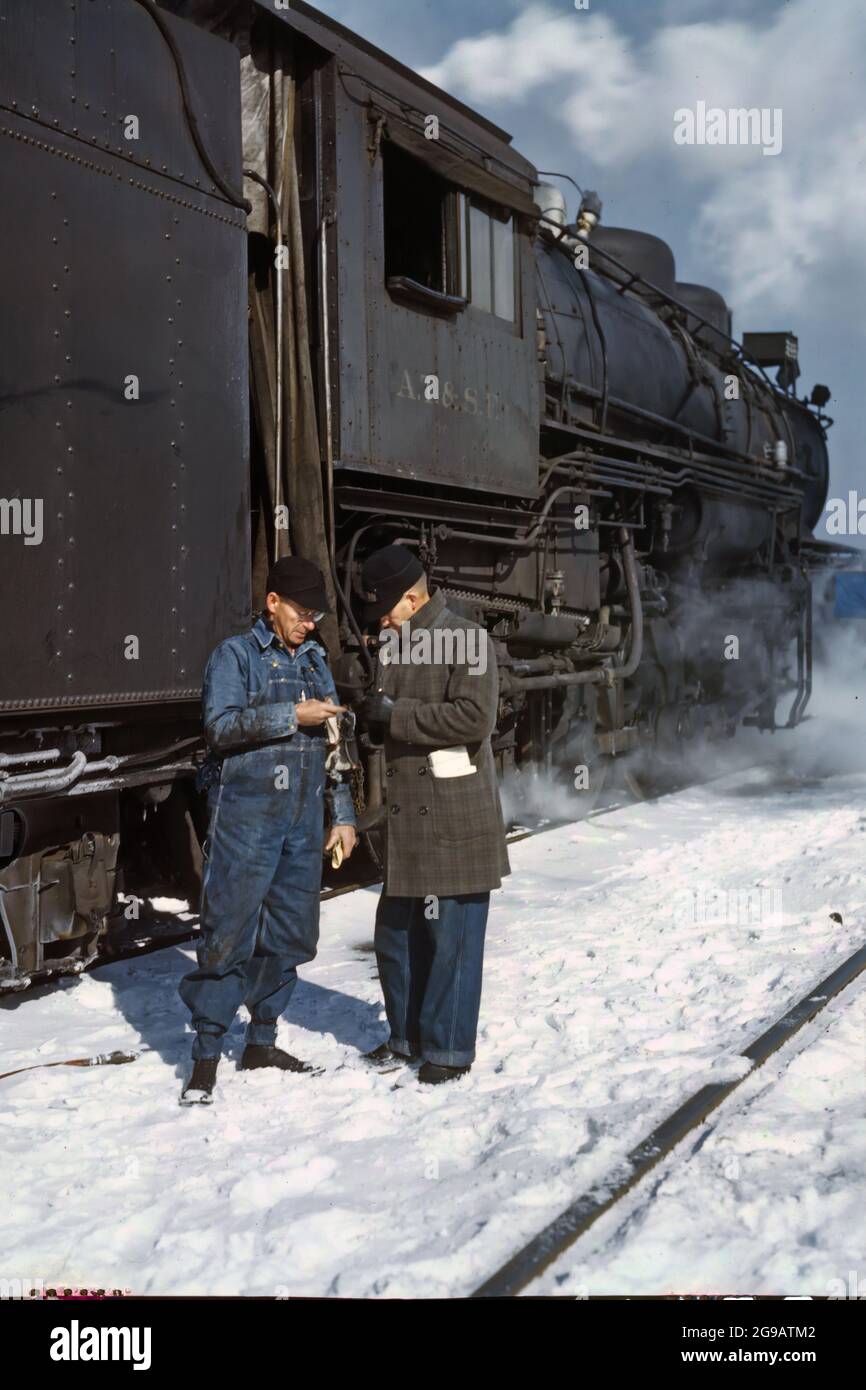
[374,588,511,897]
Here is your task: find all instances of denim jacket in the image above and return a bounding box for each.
[198,616,356,827]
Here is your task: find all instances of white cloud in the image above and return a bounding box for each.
[420,0,866,322]
[422,7,649,154]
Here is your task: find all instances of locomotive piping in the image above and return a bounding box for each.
[561,383,801,478]
[0,736,205,803]
[320,216,337,562]
[329,552,376,684]
[580,271,611,435]
[0,752,113,801]
[244,169,284,525]
[0,748,62,769]
[520,484,607,542]
[501,526,643,693]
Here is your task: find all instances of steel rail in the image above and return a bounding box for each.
[470,942,866,1297]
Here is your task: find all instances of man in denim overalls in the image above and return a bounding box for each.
[179,557,357,1103]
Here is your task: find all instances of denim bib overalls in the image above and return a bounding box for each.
[179,617,355,1061]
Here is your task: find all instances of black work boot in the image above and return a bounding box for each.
[362,1041,417,1068]
[418,1061,471,1085]
[240,1044,319,1074]
[180,1057,219,1105]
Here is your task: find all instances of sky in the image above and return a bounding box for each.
[313,0,866,540]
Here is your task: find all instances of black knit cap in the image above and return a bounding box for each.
[266,555,330,613]
[359,544,426,623]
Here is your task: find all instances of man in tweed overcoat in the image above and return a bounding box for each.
[358,545,510,1085]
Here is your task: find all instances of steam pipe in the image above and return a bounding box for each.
[501,656,569,676]
[0,752,120,802]
[0,733,202,798]
[519,484,603,541]
[320,215,336,561]
[244,169,283,537]
[500,527,643,692]
[433,527,540,550]
[0,749,61,768]
[329,550,375,684]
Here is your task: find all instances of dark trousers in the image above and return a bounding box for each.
[179,751,325,1062]
[374,892,489,1067]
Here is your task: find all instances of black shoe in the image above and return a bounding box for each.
[418,1061,471,1085]
[240,1044,319,1074]
[180,1057,219,1105]
[362,1041,417,1067]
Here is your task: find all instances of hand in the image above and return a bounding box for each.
[325,824,357,863]
[358,692,396,732]
[295,699,346,727]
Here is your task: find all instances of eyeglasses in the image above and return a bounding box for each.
[290,605,324,624]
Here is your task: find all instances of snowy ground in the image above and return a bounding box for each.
[536,978,866,1297]
[1,759,864,1297]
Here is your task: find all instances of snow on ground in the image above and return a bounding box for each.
[535,980,866,1297]
[1,761,864,1297]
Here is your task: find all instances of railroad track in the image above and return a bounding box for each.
[469,941,866,1296]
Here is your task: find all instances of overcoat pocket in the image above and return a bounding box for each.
[430,772,490,844]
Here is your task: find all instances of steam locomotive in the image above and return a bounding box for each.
[0,0,842,987]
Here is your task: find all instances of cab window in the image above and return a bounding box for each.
[382,144,517,323]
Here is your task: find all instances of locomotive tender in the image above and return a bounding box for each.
[0,0,836,986]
